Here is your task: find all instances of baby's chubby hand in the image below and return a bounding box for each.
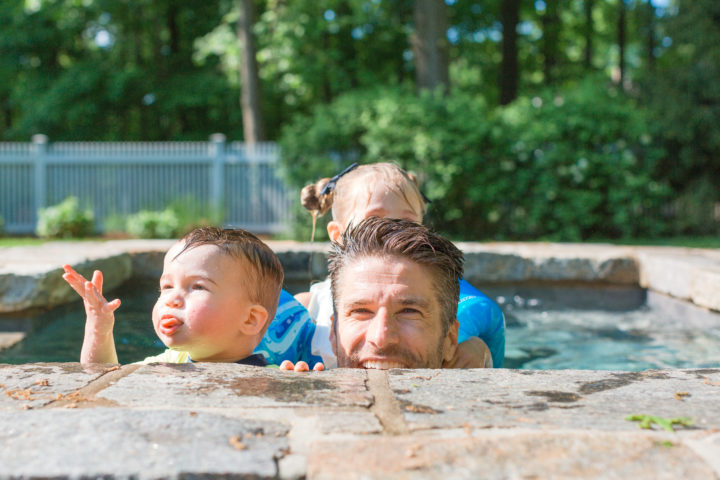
[279,360,325,372]
[62,265,121,335]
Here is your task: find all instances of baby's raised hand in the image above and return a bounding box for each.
[62,265,121,335]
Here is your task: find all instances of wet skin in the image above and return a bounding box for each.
[153,243,256,362]
[330,255,458,369]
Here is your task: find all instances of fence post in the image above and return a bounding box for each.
[209,133,226,216]
[32,134,48,220]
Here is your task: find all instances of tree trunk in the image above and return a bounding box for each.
[1,95,11,131]
[411,0,450,92]
[646,0,656,71]
[584,0,594,69]
[617,0,626,86]
[237,0,265,144]
[499,0,520,105]
[541,0,560,85]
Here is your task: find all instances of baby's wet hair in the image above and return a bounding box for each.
[300,162,428,226]
[176,226,284,322]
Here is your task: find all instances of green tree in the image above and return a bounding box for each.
[640,0,720,234]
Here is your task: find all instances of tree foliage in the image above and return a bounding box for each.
[0,0,717,238]
[280,77,669,240]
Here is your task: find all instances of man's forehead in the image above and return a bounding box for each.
[336,254,438,303]
[339,253,423,277]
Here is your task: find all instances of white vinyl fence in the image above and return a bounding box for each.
[0,134,293,235]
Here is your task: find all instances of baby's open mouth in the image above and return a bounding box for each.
[159,315,183,336]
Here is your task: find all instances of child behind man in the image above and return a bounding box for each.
[290,162,505,369]
[63,226,283,365]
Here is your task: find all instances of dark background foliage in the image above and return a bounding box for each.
[1,0,718,240]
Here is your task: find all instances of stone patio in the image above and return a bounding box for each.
[0,363,719,478]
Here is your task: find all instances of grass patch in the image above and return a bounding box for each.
[0,237,106,247]
[0,237,47,247]
[588,236,720,249]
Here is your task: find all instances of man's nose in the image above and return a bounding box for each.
[366,309,399,348]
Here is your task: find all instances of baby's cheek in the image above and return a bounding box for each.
[150,302,161,329]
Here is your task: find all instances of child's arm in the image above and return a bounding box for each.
[62,265,121,364]
[294,291,312,308]
[456,279,506,368]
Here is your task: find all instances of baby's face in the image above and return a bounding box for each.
[152,242,254,361]
[345,188,423,230]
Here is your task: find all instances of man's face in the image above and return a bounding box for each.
[331,255,458,369]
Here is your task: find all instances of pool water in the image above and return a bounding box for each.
[504,306,720,370]
[2,282,720,369]
[0,280,162,364]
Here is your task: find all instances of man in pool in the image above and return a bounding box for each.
[284,216,474,370]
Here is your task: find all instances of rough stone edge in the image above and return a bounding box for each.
[2,241,720,314]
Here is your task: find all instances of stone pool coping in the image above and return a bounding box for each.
[1,363,719,478]
[2,240,719,314]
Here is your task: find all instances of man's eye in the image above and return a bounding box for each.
[191,283,206,291]
[398,308,422,316]
[159,284,172,291]
[349,308,373,316]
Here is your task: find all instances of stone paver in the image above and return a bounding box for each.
[387,368,720,432]
[99,363,372,409]
[0,409,288,479]
[0,362,109,410]
[0,242,132,312]
[0,363,719,479]
[637,248,720,311]
[307,431,716,479]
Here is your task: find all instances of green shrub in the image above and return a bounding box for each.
[482,77,671,240]
[279,85,494,238]
[36,196,94,238]
[279,79,670,241]
[166,196,224,236]
[126,209,180,239]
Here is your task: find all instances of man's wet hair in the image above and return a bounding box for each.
[177,226,284,322]
[328,217,464,334]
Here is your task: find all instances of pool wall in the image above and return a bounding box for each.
[2,240,719,314]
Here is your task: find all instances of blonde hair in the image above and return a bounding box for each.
[301,163,427,227]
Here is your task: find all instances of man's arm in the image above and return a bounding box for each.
[62,265,121,364]
[444,337,493,368]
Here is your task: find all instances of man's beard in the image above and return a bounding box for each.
[336,339,446,369]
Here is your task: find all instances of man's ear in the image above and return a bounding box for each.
[327,221,343,243]
[329,314,338,356]
[441,320,459,365]
[239,304,269,337]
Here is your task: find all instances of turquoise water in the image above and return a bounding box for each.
[2,282,720,369]
[504,306,720,370]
